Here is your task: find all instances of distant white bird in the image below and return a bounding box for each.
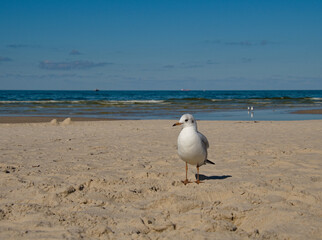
[173,114,215,184]
[250,106,254,111]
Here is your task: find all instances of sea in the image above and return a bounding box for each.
[0,90,322,121]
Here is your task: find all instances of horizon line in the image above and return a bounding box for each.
[1,89,321,91]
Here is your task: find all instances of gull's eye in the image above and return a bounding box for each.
[185,119,188,122]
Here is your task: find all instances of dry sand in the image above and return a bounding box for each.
[0,119,321,239]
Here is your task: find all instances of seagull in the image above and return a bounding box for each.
[173,114,215,184]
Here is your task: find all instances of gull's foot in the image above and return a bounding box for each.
[181,179,192,185]
[195,180,204,184]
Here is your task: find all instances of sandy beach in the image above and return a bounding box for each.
[0,119,321,239]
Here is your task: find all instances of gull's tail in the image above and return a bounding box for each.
[205,159,215,165]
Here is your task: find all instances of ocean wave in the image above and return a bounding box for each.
[166,97,215,102]
[0,100,166,105]
[0,100,67,104]
[212,98,230,101]
[108,100,166,104]
[1,97,321,107]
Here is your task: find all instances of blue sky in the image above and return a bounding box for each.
[0,0,321,90]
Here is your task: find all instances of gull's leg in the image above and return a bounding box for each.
[195,166,203,184]
[182,162,192,185]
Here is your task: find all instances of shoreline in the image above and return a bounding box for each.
[0,116,112,124]
[1,108,322,123]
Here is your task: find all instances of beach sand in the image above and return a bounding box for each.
[0,119,321,239]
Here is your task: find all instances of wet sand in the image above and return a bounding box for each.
[292,109,322,114]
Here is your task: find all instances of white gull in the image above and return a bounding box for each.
[173,114,215,184]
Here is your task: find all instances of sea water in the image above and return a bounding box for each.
[0,90,321,120]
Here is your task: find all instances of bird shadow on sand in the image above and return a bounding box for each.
[196,174,232,181]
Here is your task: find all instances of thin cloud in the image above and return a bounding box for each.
[259,40,277,46]
[1,73,77,79]
[163,65,175,69]
[203,40,222,44]
[225,41,253,46]
[7,44,29,48]
[39,60,112,70]
[205,60,219,65]
[69,49,82,55]
[162,60,219,70]
[241,57,252,63]
[181,60,219,69]
[182,63,204,69]
[203,39,276,47]
[0,56,12,62]
[7,44,40,49]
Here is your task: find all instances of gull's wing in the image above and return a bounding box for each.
[198,132,209,149]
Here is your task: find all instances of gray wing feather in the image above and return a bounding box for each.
[198,132,209,149]
[197,132,211,167]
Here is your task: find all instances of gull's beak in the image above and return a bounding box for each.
[172,122,182,127]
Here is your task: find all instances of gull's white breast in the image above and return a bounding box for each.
[177,127,207,165]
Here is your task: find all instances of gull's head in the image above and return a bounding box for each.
[173,113,197,128]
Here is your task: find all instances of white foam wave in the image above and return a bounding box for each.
[108,100,165,104]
